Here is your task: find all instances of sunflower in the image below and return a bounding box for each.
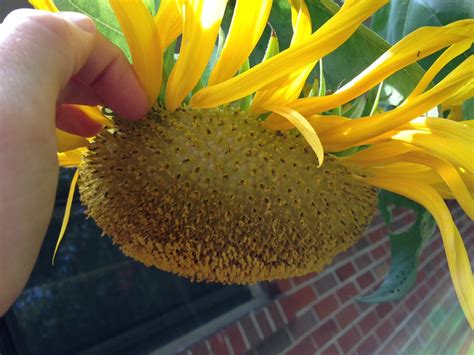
[30,0,473,328]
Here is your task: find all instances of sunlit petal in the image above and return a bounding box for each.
[56,129,89,153]
[28,0,58,11]
[190,0,388,108]
[251,0,315,113]
[165,0,227,111]
[319,56,473,150]
[265,19,474,124]
[154,0,183,50]
[208,0,272,85]
[109,0,162,104]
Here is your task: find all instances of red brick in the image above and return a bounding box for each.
[209,333,230,355]
[356,334,379,354]
[391,305,408,324]
[375,318,394,341]
[279,286,317,320]
[371,245,386,259]
[375,303,393,319]
[418,284,429,299]
[321,344,339,355]
[292,273,316,285]
[313,272,338,296]
[383,328,410,351]
[355,254,373,270]
[356,271,375,289]
[226,324,247,354]
[255,310,273,338]
[311,319,339,347]
[338,326,361,353]
[336,304,359,329]
[189,341,209,355]
[314,294,339,320]
[285,335,316,355]
[287,310,317,340]
[239,316,260,347]
[267,303,285,329]
[336,262,356,281]
[359,310,378,333]
[405,292,420,311]
[367,226,387,243]
[276,279,293,293]
[336,282,359,304]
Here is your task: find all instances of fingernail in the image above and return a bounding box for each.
[61,12,96,33]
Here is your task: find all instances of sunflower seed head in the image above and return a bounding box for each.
[79,106,377,284]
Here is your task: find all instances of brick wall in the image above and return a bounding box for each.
[180,202,473,354]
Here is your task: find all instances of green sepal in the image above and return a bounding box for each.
[262,30,280,62]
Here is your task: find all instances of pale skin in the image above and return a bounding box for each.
[0,10,149,316]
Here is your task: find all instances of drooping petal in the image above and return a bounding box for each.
[266,106,324,166]
[28,0,58,11]
[344,144,474,219]
[208,0,272,85]
[52,169,79,264]
[109,0,162,104]
[319,56,474,150]
[389,130,474,175]
[154,0,183,50]
[265,19,474,124]
[408,40,472,99]
[364,177,474,329]
[56,129,89,153]
[165,0,227,111]
[251,0,316,113]
[190,0,388,108]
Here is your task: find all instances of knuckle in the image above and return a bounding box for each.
[4,9,75,46]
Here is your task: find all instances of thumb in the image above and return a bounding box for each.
[0,9,96,102]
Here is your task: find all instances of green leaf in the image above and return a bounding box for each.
[462,97,474,120]
[358,191,436,303]
[54,0,156,61]
[371,0,474,81]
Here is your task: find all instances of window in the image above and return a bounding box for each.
[1,170,265,354]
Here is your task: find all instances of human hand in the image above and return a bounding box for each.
[0,9,149,315]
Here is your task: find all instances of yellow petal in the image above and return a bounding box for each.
[154,0,183,49]
[266,106,324,166]
[56,129,89,153]
[71,105,113,127]
[408,40,472,99]
[389,130,474,175]
[28,0,58,11]
[346,144,474,219]
[52,169,79,264]
[57,148,86,168]
[208,0,272,85]
[251,0,315,113]
[266,19,474,124]
[109,0,162,104]
[320,56,474,150]
[190,0,388,108]
[165,0,227,111]
[364,177,474,329]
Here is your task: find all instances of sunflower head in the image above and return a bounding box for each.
[31,0,474,328]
